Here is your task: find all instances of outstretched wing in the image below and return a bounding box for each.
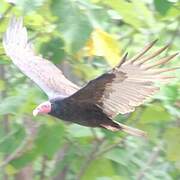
[68,40,179,117]
[3,17,79,99]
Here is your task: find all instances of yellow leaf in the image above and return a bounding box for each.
[84,38,95,57]
[85,28,121,67]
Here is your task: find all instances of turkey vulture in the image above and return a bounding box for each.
[3,17,179,137]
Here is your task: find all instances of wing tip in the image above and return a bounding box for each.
[130,39,158,63]
[117,52,128,68]
[3,16,28,56]
[151,39,158,45]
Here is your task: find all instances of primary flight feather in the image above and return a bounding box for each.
[3,17,79,99]
[3,17,179,137]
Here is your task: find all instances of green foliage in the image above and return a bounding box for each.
[11,0,46,13]
[83,158,116,180]
[39,37,65,64]
[164,127,180,162]
[0,125,25,154]
[103,0,155,29]
[154,0,173,15]
[51,0,93,53]
[0,0,179,179]
[35,123,65,158]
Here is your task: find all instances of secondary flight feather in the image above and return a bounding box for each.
[3,17,179,137]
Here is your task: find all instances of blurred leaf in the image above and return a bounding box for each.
[82,158,116,180]
[97,177,124,180]
[156,84,180,103]
[0,125,25,154]
[85,28,121,66]
[68,124,93,138]
[10,148,38,169]
[154,0,173,15]
[39,37,65,64]
[0,87,38,116]
[73,62,103,81]
[77,0,110,28]
[10,123,65,169]
[0,79,5,91]
[164,127,180,162]
[161,5,180,19]
[34,123,65,158]
[12,0,46,13]
[0,96,24,115]
[164,104,180,118]
[103,0,141,29]
[105,148,128,166]
[138,103,171,122]
[103,0,152,29]
[132,0,155,26]
[0,1,8,14]
[51,0,93,53]
[155,85,180,117]
[5,164,17,175]
[0,59,11,64]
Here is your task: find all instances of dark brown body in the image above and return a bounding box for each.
[49,98,119,129]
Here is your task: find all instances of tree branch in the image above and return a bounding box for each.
[75,138,105,180]
[53,144,70,180]
[136,143,163,180]
[0,118,39,169]
[95,137,125,157]
[40,156,48,180]
[0,135,31,169]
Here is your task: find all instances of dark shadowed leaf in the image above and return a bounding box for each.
[39,37,66,64]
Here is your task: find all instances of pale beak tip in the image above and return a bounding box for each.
[33,109,38,117]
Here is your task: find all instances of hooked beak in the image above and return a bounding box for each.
[32,101,51,117]
[33,109,39,116]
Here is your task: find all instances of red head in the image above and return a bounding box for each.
[33,101,51,116]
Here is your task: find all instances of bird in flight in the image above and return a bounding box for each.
[3,17,179,137]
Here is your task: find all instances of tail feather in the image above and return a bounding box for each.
[101,121,147,137]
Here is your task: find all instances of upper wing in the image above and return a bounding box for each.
[68,40,179,117]
[3,17,79,99]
